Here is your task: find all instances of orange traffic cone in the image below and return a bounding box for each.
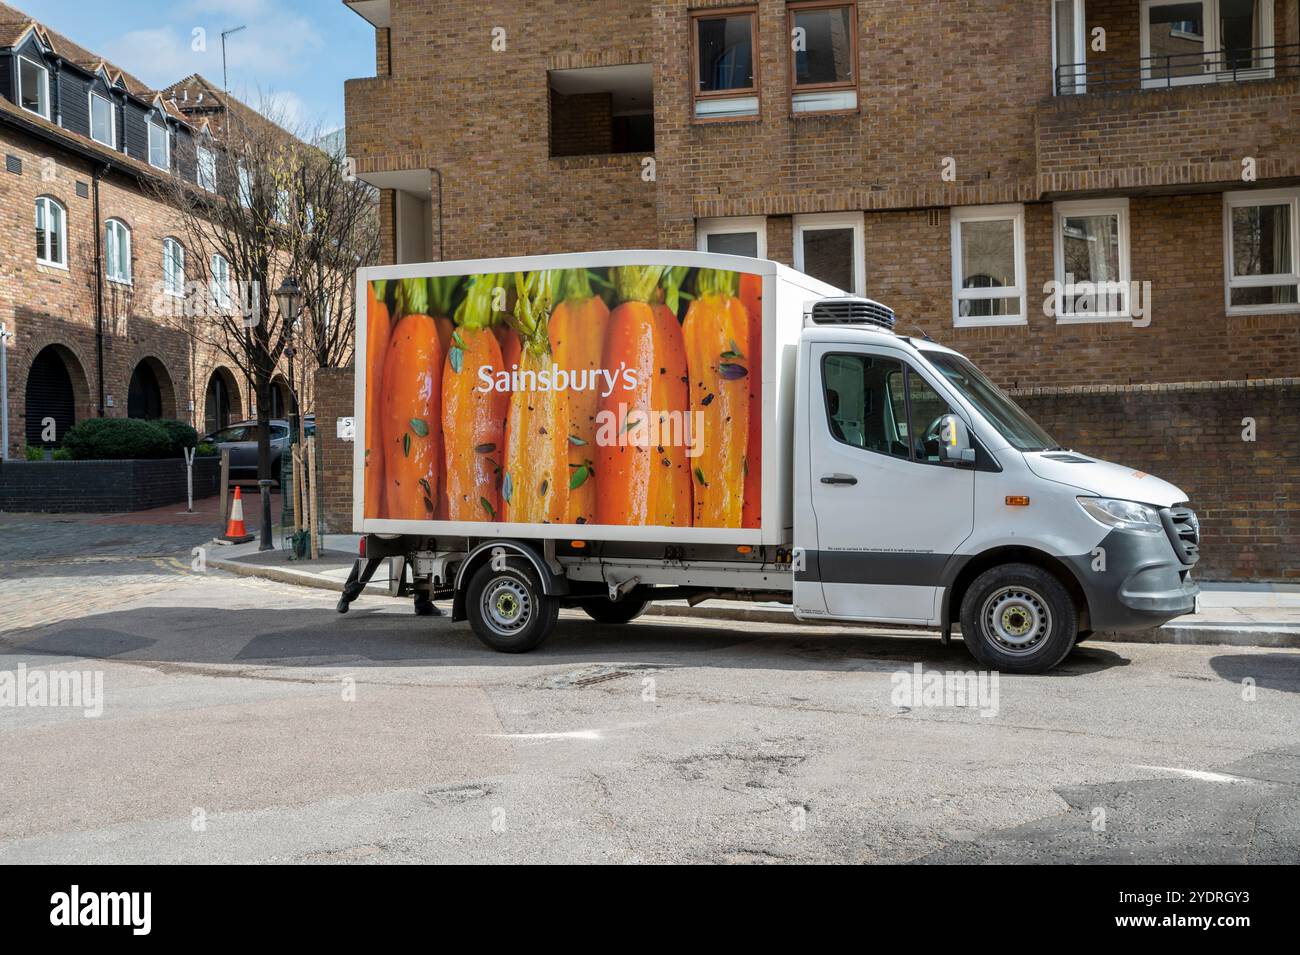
[219,486,255,544]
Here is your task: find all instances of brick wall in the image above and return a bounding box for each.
[0,456,220,512]
[314,366,354,533]
[549,90,614,157]
[1,123,253,457]
[1019,383,1300,581]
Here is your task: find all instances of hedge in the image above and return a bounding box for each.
[61,418,185,460]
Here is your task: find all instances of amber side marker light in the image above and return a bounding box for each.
[1006,496,1031,507]
[736,545,753,555]
[570,540,586,549]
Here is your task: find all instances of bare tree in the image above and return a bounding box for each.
[150,95,378,540]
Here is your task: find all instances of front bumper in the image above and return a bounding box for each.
[1063,527,1199,632]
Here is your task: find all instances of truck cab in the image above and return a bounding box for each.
[792,298,1200,672]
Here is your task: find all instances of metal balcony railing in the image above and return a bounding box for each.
[1055,42,1300,95]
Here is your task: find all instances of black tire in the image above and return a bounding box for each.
[582,597,649,625]
[464,558,558,653]
[958,563,1077,674]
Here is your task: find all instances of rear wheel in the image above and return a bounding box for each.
[582,597,649,625]
[465,559,557,653]
[959,563,1077,674]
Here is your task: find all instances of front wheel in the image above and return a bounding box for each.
[465,559,558,653]
[958,563,1077,674]
[582,597,649,625]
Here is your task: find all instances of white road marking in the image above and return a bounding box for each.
[1132,765,1252,784]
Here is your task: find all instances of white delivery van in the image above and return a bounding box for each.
[350,251,1199,673]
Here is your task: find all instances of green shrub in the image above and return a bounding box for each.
[24,445,45,461]
[51,448,72,461]
[196,442,218,457]
[154,418,200,455]
[62,418,173,460]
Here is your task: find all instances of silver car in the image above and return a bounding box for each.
[204,416,315,480]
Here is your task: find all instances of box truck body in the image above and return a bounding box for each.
[350,251,1201,673]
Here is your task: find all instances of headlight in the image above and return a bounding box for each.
[1076,497,1164,534]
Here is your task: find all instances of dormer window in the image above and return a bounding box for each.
[90,92,115,147]
[197,142,217,191]
[19,56,51,119]
[148,116,170,170]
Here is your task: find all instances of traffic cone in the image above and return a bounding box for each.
[218,486,255,544]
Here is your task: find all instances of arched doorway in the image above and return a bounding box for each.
[204,367,242,433]
[127,357,176,421]
[270,376,290,419]
[25,345,83,447]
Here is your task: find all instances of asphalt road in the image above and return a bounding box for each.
[1,514,1298,864]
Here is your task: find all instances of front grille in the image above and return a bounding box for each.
[1161,505,1200,565]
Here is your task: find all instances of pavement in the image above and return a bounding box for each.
[1,505,1299,864]
[204,533,1300,650]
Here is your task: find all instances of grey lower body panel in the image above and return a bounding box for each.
[1061,529,1198,631]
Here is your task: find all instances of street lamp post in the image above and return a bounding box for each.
[273,276,305,552]
[0,323,12,462]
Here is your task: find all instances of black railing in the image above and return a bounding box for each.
[1055,42,1300,95]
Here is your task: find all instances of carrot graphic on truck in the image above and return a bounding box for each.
[550,269,610,525]
[595,265,692,527]
[502,270,570,524]
[682,268,750,528]
[442,273,509,521]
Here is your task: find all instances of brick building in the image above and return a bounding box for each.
[335,0,1300,579]
[0,4,296,459]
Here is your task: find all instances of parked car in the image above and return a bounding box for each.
[204,415,315,481]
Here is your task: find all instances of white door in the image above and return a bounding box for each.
[807,343,975,624]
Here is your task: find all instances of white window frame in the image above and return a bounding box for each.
[105,218,132,285]
[197,143,217,192]
[1051,0,1088,94]
[162,237,186,298]
[147,118,170,170]
[210,254,232,311]
[1139,0,1275,89]
[950,204,1027,327]
[793,211,865,295]
[17,54,51,119]
[1052,198,1132,324]
[35,195,67,268]
[696,216,767,258]
[88,91,115,147]
[1223,188,1300,315]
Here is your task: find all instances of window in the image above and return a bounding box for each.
[794,212,864,294]
[105,218,131,284]
[163,237,185,297]
[210,254,232,310]
[1053,0,1087,93]
[697,216,767,257]
[692,7,759,119]
[927,352,1060,453]
[35,196,66,267]
[547,65,655,157]
[89,92,115,147]
[238,164,252,208]
[789,2,857,113]
[822,352,955,463]
[950,204,1027,326]
[1140,0,1274,87]
[197,145,217,191]
[148,119,170,170]
[1223,189,1300,313]
[18,55,50,118]
[275,188,291,224]
[1053,198,1131,322]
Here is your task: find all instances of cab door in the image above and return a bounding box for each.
[807,343,975,624]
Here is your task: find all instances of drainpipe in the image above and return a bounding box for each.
[0,322,10,461]
[92,164,108,416]
[432,167,444,260]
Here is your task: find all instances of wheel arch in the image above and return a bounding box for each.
[451,539,567,621]
[942,546,1091,632]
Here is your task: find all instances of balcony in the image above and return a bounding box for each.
[1038,1,1300,196]
[1054,42,1300,94]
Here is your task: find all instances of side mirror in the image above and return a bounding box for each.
[938,414,976,465]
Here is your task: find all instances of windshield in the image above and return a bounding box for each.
[924,352,1060,452]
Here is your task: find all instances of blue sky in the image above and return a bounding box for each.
[13,0,372,131]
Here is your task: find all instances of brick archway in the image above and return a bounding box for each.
[23,343,91,448]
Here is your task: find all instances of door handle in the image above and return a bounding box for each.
[820,473,858,486]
